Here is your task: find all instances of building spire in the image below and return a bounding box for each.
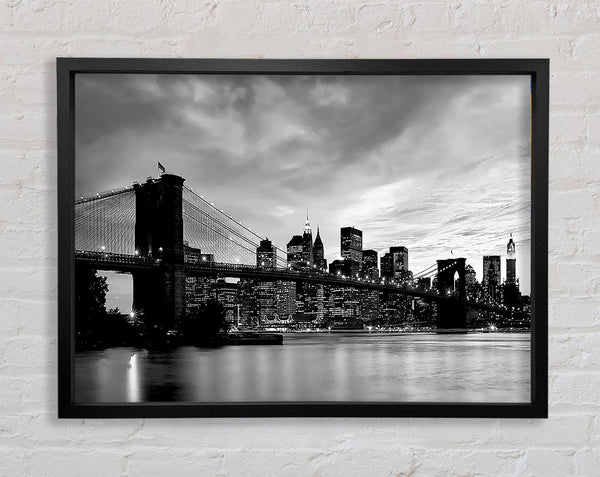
[507,234,515,259]
[314,225,323,247]
[303,210,312,235]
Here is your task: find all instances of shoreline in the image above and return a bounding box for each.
[249,329,531,335]
[75,329,530,352]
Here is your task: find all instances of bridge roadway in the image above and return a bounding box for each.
[75,250,444,300]
[75,250,512,314]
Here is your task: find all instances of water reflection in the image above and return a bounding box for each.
[75,333,530,403]
[127,352,140,402]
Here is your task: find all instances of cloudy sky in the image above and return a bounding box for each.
[76,73,531,308]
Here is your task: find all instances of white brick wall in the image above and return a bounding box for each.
[0,1,598,475]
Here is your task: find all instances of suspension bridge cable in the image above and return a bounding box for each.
[183,186,265,241]
[182,198,262,249]
[182,199,264,264]
[182,186,290,267]
[75,186,133,205]
[413,263,438,278]
[183,211,259,260]
[75,189,136,255]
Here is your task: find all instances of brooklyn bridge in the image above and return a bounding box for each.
[75,173,509,334]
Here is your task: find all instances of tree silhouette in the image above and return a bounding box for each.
[75,265,142,347]
[181,300,229,340]
[75,263,109,343]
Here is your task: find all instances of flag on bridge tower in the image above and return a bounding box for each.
[158,161,166,175]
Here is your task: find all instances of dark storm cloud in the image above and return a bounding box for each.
[76,72,532,307]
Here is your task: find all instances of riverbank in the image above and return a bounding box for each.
[75,328,530,351]
[189,332,283,347]
[76,332,284,351]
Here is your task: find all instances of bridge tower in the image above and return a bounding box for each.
[435,258,467,332]
[132,174,186,335]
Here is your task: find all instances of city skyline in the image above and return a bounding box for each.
[281,215,526,286]
[75,73,531,310]
[102,214,527,312]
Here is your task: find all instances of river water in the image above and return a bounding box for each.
[74,333,530,403]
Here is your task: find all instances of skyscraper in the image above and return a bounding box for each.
[288,215,321,320]
[390,246,409,282]
[214,280,239,325]
[362,249,379,279]
[255,279,276,323]
[256,239,277,321]
[184,243,216,314]
[506,234,516,285]
[340,226,362,277]
[257,238,276,270]
[464,264,480,326]
[464,264,479,300]
[276,281,296,318]
[482,255,501,302]
[287,235,304,266]
[380,252,393,280]
[288,214,317,269]
[302,212,313,266]
[503,234,521,308]
[312,227,326,270]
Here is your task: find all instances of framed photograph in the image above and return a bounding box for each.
[58,58,548,418]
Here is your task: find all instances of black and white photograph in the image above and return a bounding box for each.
[69,66,535,407]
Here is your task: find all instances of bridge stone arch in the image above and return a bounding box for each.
[436,258,467,332]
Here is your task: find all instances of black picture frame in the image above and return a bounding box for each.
[57,58,548,418]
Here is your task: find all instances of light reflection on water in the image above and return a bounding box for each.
[74,333,530,403]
